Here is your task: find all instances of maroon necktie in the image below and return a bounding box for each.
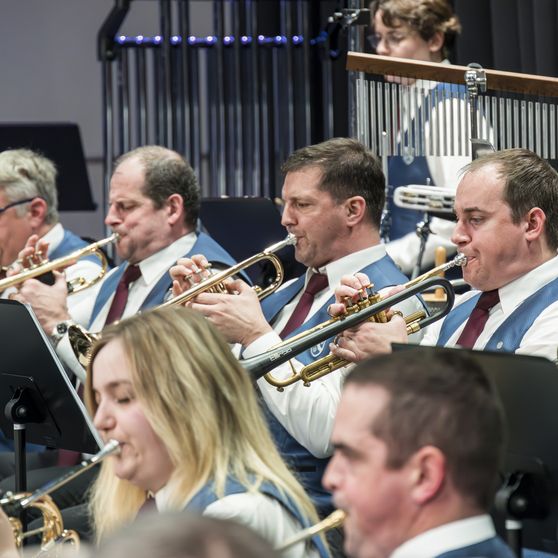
[456,289,500,349]
[279,273,328,339]
[105,264,142,326]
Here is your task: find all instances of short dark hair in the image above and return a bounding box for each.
[281,137,385,227]
[462,149,558,251]
[370,0,462,58]
[346,349,506,510]
[115,146,200,228]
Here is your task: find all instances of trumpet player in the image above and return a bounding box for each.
[323,349,514,558]
[0,149,107,461]
[170,138,425,538]
[0,148,104,326]
[329,149,558,363]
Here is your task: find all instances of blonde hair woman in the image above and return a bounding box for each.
[85,306,328,557]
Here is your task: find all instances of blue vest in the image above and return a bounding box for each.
[89,232,241,327]
[436,536,515,558]
[186,476,329,558]
[260,255,411,514]
[437,277,558,351]
[386,83,466,241]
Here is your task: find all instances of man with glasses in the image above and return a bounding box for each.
[0,149,104,325]
[368,0,468,275]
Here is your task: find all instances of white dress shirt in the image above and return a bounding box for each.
[56,233,197,380]
[391,514,497,558]
[422,254,558,362]
[243,244,424,458]
[156,479,319,558]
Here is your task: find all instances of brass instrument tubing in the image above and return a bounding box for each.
[242,276,456,382]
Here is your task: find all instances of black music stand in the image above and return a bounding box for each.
[200,197,305,284]
[0,123,96,211]
[392,344,558,556]
[0,300,102,495]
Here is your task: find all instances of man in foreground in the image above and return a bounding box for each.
[324,348,514,558]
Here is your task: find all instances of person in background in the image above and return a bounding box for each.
[369,0,468,274]
[0,148,104,325]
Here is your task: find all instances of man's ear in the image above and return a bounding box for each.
[28,197,48,229]
[408,445,446,505]
[166,193,185,225]
[524,207,545,242]
[345,196,367,226]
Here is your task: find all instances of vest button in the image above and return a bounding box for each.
[496,341,504,349]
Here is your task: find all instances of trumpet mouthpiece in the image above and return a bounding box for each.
[286,233,297,246]
[454,253,467,267]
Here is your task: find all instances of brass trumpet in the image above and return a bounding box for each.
[0,234,118,295]
[242,274,457,386]
[1,439,119,551]
[160,233,297,308]
[277,509,346,552]
[65,235,297,369]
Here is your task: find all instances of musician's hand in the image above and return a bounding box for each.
[0,507,18,558]
[15,271,71,333]
[6,235,50,277]
[189,279,273,346]
[170,254,215,298]
[328,272,372,318]
[329,314,408,363]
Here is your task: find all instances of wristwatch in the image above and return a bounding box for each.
[51,319,75,347]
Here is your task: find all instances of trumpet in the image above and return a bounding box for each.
[65,235,297,369]
[1,439,119,551]
[0,234,118,295]
[242,275,457,386]
[160,234,297,307]
[277,509,346,552]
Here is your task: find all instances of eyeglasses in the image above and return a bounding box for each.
[0,198,36,215]
[367,31,412,51]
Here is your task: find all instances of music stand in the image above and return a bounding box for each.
[0,300,102,495]
[391,344,558,556]
[200,197,305,284]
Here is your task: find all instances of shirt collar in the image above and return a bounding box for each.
[41,223,64,254]
[137,232,197,285]
[390,514,496,558]
[310,244,388,289]
[498,254,558,316]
